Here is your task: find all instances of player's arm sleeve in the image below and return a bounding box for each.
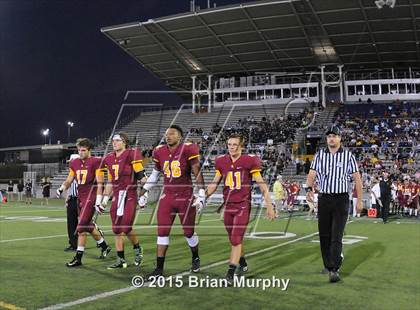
[310,153,319,171]
[152,149,161,171]
[214,158,222,178]
[251,156,262,178]
[68,168,75,177]
[95,168,105,179]
[131,149,145,173]
[347,153,359,174]
[187,144,200,164]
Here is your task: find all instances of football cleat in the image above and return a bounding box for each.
[225,273,234,287]
[321,267,329,274]
[107,257,127,269]
[134,246,144,266]
[66,257,82,268]
[99,246,112,259]
[190,257,200,273]
[329,271,341,283]
[238,263,248,274]
[64,245,76,252]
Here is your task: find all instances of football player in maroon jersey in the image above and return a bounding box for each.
[99,132,146,269]
[205,133,275,284]
[57,138,111,267]
[138,125,205,277]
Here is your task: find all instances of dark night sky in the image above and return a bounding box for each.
[0,0,254,148]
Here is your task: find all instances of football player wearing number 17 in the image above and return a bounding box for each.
[56,138,111,267]
[205,133,276,285]
[138,125,206,278]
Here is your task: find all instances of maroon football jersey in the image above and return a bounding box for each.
[215,154,262,203]
[69,157,102,200]
[152,143,200,196]
[102,148,144,193]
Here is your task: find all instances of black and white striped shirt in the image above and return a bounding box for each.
[67,179,78,197]
[310,147,359,194]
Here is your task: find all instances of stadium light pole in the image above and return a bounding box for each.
[41,128,50,145]
[67,121,74,143]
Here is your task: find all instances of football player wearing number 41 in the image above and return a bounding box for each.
[205,133,276,285]
[56,138,111,268]
[138,125,206,278]
[99,132,146,270]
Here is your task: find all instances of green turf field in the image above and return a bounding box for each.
[0,199,419,310]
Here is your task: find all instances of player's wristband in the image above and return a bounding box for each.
[59,184,65,192]
[95,195,103,205]
[102,195,110,205]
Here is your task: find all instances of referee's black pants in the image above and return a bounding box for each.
[381,198,390,223]
[318,193,349,272]
[66,196,79,248]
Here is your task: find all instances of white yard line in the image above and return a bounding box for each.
[0,234,69,243]
[39,231,319,310]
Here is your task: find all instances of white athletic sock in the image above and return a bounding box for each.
[96,237,104,244]
[77,246,85,252]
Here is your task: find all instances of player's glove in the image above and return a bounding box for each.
[56,185,65,198]
[192,189,206,214]
[95,195,109,214]
[138,192,148,208]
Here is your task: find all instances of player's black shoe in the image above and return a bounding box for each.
[134,246,144,267]
[64,245,76,252]
[329,271,341,283]
[190,257,200,273]
[99,246,112,259]
[146,268,163,280]
[321,267,329,274]
[66,257,82,268]
[107,257,127,269]
[225,273,234,287]
[238,261,248,275]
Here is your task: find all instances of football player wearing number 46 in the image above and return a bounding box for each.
[138,125,206,278]
[99,132,146,270]
[56,138,111,268]
[205,133,275,285]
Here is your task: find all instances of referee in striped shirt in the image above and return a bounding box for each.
[306,125,363,283]
[64,155,79,251]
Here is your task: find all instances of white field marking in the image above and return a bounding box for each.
[38,231,320,310]
[0,222,230,242]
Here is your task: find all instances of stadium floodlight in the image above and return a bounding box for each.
[67,121,74,142]
[375,0,396,9]
[41,128,50,144]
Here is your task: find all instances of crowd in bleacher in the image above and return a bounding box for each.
[179,108,318,181]
[333,101,419,184]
